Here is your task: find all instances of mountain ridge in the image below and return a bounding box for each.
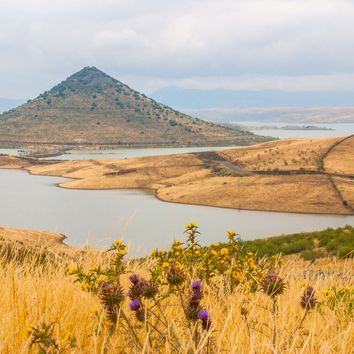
[0,67,269,146]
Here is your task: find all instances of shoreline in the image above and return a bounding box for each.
[1,164,353,217]
[0,136,353,216]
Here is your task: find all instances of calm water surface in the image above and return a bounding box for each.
[0,146,237,160]
[243,122,354,139]
[1,169,353,256]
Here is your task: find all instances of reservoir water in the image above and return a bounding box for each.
[1,169,353,256]
[242,122,354,139]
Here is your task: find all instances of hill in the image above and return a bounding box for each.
[0,67,269,146]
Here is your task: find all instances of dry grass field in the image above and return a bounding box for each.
[0,235,352,354]
[0,136,353,214]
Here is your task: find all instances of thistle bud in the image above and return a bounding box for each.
[300,286,317,310]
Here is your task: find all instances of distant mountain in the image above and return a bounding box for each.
[0,98,25,112]
[151,87,354,109]
[0,67,269,146]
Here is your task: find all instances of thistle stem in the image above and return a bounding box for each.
[272,297,278,352]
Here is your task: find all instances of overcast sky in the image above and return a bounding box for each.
[1,0,354,99]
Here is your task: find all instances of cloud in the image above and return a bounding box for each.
[1,0,354,98]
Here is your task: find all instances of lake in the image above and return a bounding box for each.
[0,146,238,161]
[242,122,354,139]
[0,169,353,256]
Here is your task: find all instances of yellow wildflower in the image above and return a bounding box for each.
[232,272,244,282]
[191,221,198,228]
[210,249,218,256]
[220,247,229,256]
[113,239,123,246]
[118,249,127,256]
[227,230,236,237]
[299,280,308,288]
[67,265,76,275]
[97,275,108,283]
[162,262,169,269]
[81,283,90,291]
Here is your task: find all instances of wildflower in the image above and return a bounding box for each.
[129,298,141,311]
[323,289,330,296]
[128,274,158,299]
[97,275,108,284]
[185,280,204,321]
[167,264,186,286]
[198,310,212,330]
[232,271,244,283]
[67,265,76,275]
[113,239,123,246]
[100,282,125,307]
[129,298,145,321]
[191,280,202,292]
[81,283,90,291]
[210,249,218,256]
[129,274,140,284]
[261,269,286,297]
[227,230,236,237]
[299,280,308,288]
[220,247,229,256]
[240,307,248,316]
[300,286,317,310]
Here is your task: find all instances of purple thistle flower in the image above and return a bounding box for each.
[197,309,210,321]
[129,274,140,284]
[261,269,286,297]
[191,280,202,292]
[129,298,141,311]
[300,286,317,310]
[198,309,212,330]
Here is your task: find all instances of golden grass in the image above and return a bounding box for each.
[0,226,68,250]
[219,137,340,171]
[325,136,354,175]
[157,174,351,214]
[0,247,353,353]
[333,177,354,210]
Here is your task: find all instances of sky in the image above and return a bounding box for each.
[1,0,354,99]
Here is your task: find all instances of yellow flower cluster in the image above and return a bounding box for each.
[149,224,281,289]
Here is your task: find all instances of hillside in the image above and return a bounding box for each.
[0,67,269,146]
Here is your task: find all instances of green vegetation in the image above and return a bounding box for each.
[243,226,354,260]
